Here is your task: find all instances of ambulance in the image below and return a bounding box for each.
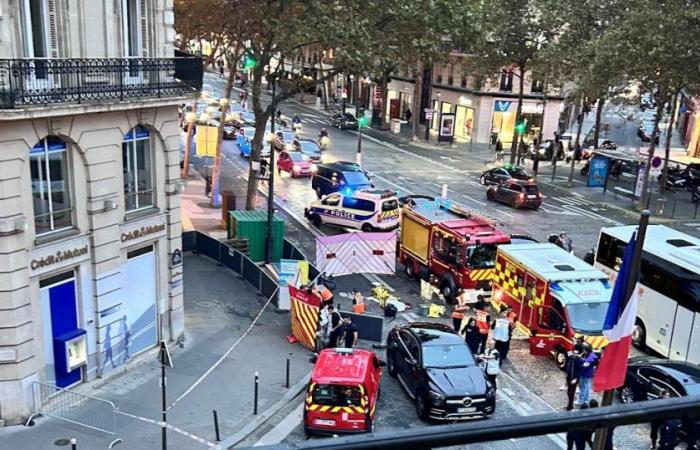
[303,348,383,436]
[491,243,613,369]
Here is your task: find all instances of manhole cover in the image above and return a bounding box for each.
[193,299,219,309]
[54,438,71,446]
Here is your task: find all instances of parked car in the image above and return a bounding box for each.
[329,113,358,130]
[277,151,316,177]
[480,166,532,186]
[486,179,542,210]
[386,322,495,421]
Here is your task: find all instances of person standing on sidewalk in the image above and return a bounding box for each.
[478,338,500,389]
[451,289,469,332]
[404,108,412,123]
[564,345,583,410]
[490,311,512,364]
[474,297,491,353]
[576,343,597,406]
[495,139,504,162]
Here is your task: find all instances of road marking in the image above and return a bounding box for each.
[116,410,217,447]
[253,403,304,446]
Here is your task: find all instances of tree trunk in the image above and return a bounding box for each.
[567,98,585,186]
[660,91,679,193]
[245,64,267,210]
[210,66,236,207]
[593,97,605,148]
[510,65,526,165]
[638,87,664,210]
[380,72,389,129]
[411,61,424,141]
[181,94,198,179]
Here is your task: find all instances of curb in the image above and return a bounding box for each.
[217,372,310,449]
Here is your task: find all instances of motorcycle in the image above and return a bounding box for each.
[292,121,302,135]
[610,160,623,179]
[318,136,330,151]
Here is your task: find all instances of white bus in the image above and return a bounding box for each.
[594,225,700,364]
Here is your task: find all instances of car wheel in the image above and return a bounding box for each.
[486,188,496,201]
[361,223,374,232]
[315,187,322,199]
[415,394,428,421]
[387,352,397,377]
[441,280,456,304]
[619,386,637,404]
[311,215,322,228]
[631,322,646,349]
[404,261,416,280]
[510,198,519,209]
[555,348,567,371]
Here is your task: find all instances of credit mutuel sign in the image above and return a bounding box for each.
[119,216,167,247]
[28,235,92,276]
[120,223,165,243]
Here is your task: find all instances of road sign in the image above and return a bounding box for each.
[158,340,173,368]
[424,108,433,120]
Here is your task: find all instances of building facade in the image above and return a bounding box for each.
[0,0,200,424]
[386,53,565,145]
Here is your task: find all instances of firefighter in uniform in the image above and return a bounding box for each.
[451,289,470,332]
[474,296,491,353]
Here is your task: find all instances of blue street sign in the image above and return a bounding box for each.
[494,101,511,112]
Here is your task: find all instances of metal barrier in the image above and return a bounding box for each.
[26,381,123,448]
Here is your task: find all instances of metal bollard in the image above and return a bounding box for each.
[71,438,77,450]
[285,357,291,389]
[213,410,221,442]
[254,372,259,415]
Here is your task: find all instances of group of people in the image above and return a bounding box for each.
[310,283,360,351]
[563,339,599,411]
[452,294,517,390]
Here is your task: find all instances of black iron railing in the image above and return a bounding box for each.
[0,57,203,108]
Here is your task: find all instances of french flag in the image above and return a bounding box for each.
[593,232,639,392]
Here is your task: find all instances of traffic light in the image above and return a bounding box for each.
[242,55,257,70]
[515,121,526,134]
[358,108,368,128]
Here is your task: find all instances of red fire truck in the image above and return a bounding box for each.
[399,197,511,303]
[491,243,613,368]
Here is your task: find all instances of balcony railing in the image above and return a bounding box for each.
[0,57,203,109]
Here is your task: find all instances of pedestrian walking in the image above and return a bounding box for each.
[564,342,583,410]
[495,139,504,162]
[474,297,491,353]
[451,289,469,332]
[567,403,590,450]
[491,311,512,364]
[576,343,597,406]
[462,318,481,355]
[217,59,224,77]
[327,305,344,348]
[651,390,672,448]
[404,108,412,122]
[478,338,500,389]
[342,318,359,348]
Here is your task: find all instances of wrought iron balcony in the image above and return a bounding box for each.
[0,57,203,109]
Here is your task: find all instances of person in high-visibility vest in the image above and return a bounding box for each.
[451,289,470,332]
[474,296,491,353]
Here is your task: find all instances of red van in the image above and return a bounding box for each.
[303,348,382,436]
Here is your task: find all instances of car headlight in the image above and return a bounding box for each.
[486,386,496,399]
[428,390,446,406]
[293,164,301,172]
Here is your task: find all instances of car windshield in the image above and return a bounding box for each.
[382,199,399,211]
[565,302,609,334]
[342,171,371,186]
[422,343,476,368]
[467,244,498,269]
[510,168,530,179]
[300,141,321,154]
[311,385,362,406]
[289,152,310,162]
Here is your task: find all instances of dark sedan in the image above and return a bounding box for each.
[297,139,323,163]
[329,113,358,130]
[480,166,531,185]
[486,180,542,210]
[386,322,495,421]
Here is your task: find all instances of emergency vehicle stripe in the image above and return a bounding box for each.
[493,260,545,308]
[290,295,320,350]
[469,269,495,281]
[331,406,342,413]
[582,335,609,350]
[354,406,364,413]
[307,404,360,414]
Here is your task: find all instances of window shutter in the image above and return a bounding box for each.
[47,0,59,57]
[139,0,149,57]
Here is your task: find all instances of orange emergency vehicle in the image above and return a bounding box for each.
[399,197,511,303]
[491,243,613,369]
[304,348,382,436]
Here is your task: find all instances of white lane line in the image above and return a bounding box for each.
[461,194,487,207]
[563,204,623,225]
[253,403,304,446]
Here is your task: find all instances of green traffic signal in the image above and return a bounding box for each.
[358,109,368,128]
[515,121,526,134]
[243,55,257,69]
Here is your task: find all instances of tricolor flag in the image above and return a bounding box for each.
[593,231,639,392]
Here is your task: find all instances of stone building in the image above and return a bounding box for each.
[0,0,200,424]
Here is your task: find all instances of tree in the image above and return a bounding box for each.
[594,0,700,209]
[467,0,566,164]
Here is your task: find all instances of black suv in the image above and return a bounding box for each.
[479,166,531,185]
[311,161,373,198]
[386,322,495,421]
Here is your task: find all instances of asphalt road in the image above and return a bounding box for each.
[192,73,673,449]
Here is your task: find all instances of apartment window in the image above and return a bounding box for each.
[122,126,154,211]
[532,78,544,93]
[122,0,148,57]
[499,71,513,92]
[30,136,73,234]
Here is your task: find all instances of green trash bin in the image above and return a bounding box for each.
[228,210,284,262]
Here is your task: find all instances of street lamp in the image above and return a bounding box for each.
[265,77,278,264]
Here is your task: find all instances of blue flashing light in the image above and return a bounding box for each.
[550,282,563,291]
[601,280,611,289]
[343,188,353,196]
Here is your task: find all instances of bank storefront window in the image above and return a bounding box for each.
[30,136,73,234]
[123,126,154,211]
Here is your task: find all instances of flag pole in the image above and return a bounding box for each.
[592,210,650,450]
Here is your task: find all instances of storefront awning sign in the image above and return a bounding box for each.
[494,101,511,112]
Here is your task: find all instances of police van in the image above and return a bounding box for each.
[304,189,400,232]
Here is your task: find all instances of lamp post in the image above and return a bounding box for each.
[265,78,277,264]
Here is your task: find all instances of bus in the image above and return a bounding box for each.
[594,225,700,364]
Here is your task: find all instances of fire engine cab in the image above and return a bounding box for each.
[491,243,613,369]
[399,197,511,303]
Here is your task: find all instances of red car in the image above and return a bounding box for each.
[277,151,316,177]
[304,348,382,436]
